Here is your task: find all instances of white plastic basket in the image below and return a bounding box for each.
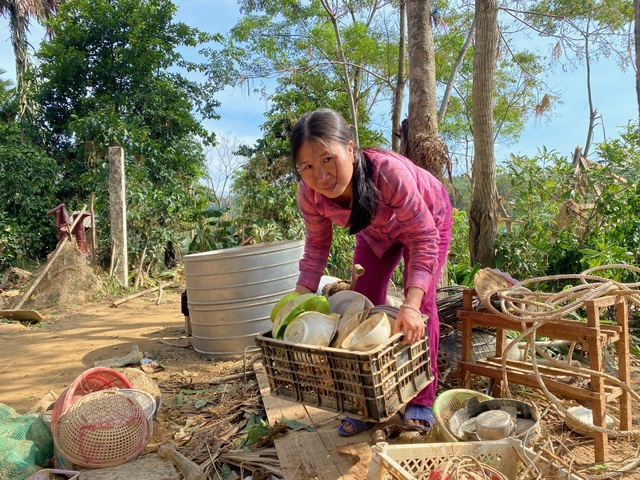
[368,440,519,480]
[367,439,582,480]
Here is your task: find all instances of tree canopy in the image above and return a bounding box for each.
[33,0,227,267]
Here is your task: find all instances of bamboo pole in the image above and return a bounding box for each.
[111,280,180,307]
[134,245,147,288]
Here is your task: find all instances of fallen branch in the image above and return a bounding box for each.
[160,338,191,348]
[156,283,164,305]
[111,281,180,307]
[539,446,580,475]
[170,371,257,389]
[219,449,281,476]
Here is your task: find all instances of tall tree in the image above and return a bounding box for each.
[516,0,634,156]
[469,0,499,266]
[392,0,407,152]
[404,0,450,180]
[222,0,404,143]
[0,0,61,119]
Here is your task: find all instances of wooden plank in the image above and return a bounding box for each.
[457,310,618,342]
[0,309,43,322]
[616,298,633,432]
[254,361,374,480]
[460,359,622,402]
[586,301,607,462]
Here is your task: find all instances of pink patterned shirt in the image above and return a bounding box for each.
[297,148,450,293]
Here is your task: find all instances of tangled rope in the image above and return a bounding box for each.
[477,265,640,478]
[435,455,507,480]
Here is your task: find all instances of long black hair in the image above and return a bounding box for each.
[290,108,378,234]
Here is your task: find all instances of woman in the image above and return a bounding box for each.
[291,108,452,434]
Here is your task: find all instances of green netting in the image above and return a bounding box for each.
[0,403,54,480]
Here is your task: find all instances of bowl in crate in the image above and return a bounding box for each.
[341,312,391,351]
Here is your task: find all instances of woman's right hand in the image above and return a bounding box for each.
[295,285,315,295]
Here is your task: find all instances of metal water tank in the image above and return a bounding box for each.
[183,239,303,357]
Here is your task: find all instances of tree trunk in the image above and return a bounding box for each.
[8,5,28,118]
[405,0,451,291]
[635,0,640,129]
[469,0,499,267]
[320,0,359,144]
[405,0,449,181]
[583,21,596,158]
[438,16,476,123]
[392,0,407,152]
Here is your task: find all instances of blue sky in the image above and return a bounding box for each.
[1,0,637,167]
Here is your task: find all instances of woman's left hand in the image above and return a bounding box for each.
[394,287,426,345]
[393,305,425,345]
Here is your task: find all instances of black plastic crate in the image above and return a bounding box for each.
[256,332,432,422]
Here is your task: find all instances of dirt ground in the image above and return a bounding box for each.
[1,286,272,474]
[3,284,640,479]
[0,287,201,414]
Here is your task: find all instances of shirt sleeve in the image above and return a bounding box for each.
[296,182,333,292]
[377,162,441,293]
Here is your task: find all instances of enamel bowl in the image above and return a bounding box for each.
[341,312,391,351]
[564,405,618,437]
[327,290,374,315]
[283,311,338,346]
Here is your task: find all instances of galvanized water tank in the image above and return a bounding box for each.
[183,239,304,357]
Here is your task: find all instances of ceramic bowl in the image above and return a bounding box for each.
[283,311,338,346]
[341,312,391,351]
[331,310,365,349]
[475,409,515,440]
[369,305,400,330]
[564,405,618,436]
[327,290,374,315]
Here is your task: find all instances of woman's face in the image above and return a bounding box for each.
[296,139,354,205]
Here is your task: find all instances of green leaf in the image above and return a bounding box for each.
[220,463,233,480]
[240,415,271,445]
[181,388,212,395]
[280,414,316,432]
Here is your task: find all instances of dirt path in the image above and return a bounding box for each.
[0,286,200,413]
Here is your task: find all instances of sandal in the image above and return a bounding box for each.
[403,404,434,432]
[338,417,375,437]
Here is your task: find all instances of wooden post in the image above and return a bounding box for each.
[616,296,632,433]
[108,146,128,287]
[459,289,474,388]
[585,299,607,463]
[89,192,97,268]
